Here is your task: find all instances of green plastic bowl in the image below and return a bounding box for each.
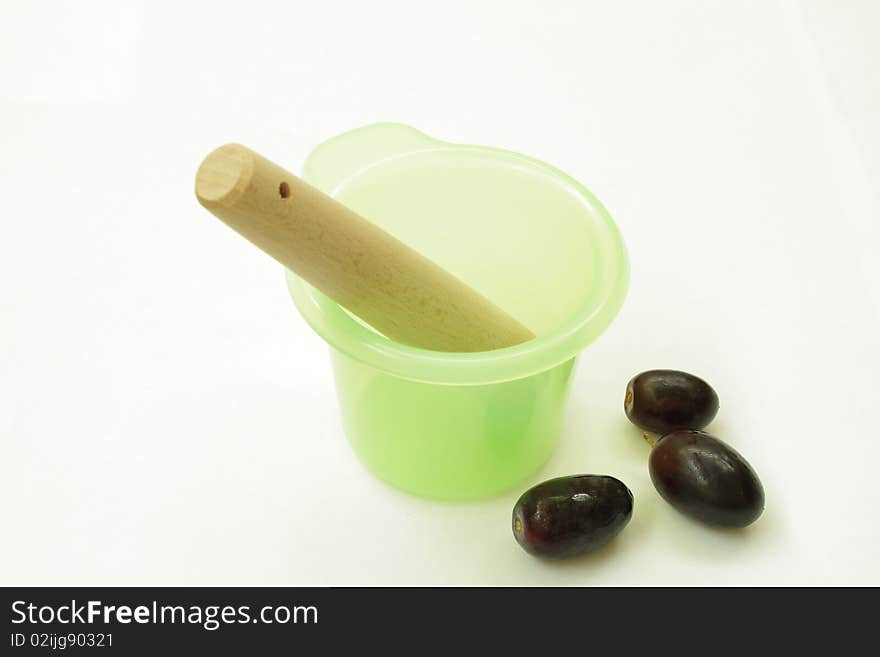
[286,123,628,500]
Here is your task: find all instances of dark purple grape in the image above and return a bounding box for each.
[512,475,633,559]
[650,430,764,527]
[625,369,719,434]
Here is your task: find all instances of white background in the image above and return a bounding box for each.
[2,0,879,585]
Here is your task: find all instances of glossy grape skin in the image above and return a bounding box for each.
[625,369,719,434]
[649,430,764,527]
[512,475,633,559]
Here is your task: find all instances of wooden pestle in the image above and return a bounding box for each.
[194,144,535,352]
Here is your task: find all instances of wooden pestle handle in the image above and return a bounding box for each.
[194,144,535,352]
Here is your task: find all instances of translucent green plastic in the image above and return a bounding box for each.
[286,124,628,500]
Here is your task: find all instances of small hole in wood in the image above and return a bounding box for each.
[278,182,291,199]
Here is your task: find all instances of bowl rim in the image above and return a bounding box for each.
[286,125,629,386]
